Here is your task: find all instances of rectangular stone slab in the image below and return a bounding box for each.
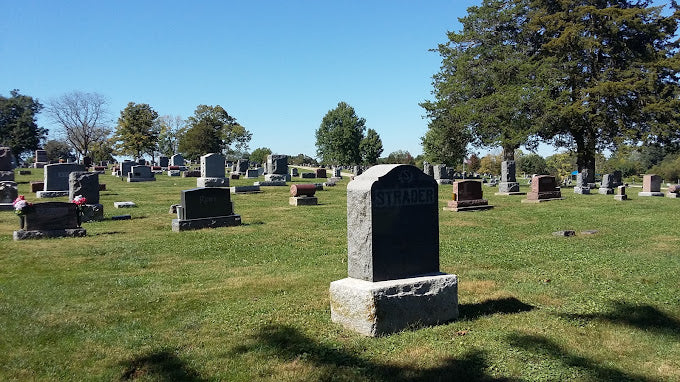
[329,274,458,336]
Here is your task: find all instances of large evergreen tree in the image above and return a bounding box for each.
[0,89,46,160]
[529,0,680,179]
[315,102,366,165]
[113,102,159,160]
[422,0,543,165]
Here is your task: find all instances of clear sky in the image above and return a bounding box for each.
[1,0,483,159]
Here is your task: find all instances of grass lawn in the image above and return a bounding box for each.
[1,168,679,381]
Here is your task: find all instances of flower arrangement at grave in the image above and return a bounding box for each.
[12,195,33,216]
[71,195,87,210]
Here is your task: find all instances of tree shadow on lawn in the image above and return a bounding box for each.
[458,297,535,321]
[507,333,659,382]
[119,349,204,381]
[559,300,680,339]
[231,324,520,381]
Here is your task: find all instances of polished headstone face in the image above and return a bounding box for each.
[69,172,100,204]
[433,164,447,180]
[533,175,558,193]
[23,202,80,230]
[236,159,249,173]
[453,180,483,201]
[347,164,439,282]
[201,153,225,178]
[130,165,153,178]
[643,174,661,192]
[35,149,48,163]
[0,181,18,203]
[120,161,134,177]
[170,154,185,166]
[44,163,86,191]
[0,147,13,171]
[179,187,233,220]
[159,156,169,167]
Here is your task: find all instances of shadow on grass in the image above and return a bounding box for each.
[458,297,535,320]
[560,301,680,339]
[231,324,519,381]
[507,333,658,381]
[119,350,204,381]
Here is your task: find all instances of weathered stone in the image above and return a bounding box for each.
[574,171,591,194]
[0,147,14,181]
[197,177,229,188]
[433,164,448,180]
[301,172,316,179]
[80,204,104,222]
[422,162,433,177]
[266,154,288,175]
[615,185,628,201]
[69,172,100,204]
[43,163,85,192]
[114,201,136,208]
[182,170,200,178]
[170,154,185,167]
[330,274,458,337]
[264,174,288,182]
[553,230,576,237]
[236,159,249,174]
[0,181,18,210]
[254,181,287,187]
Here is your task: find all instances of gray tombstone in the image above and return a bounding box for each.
[236,159,249,174]
[433,164,447,180]
[172,187,241,231]
[422,161,433,177]
[40,163,86,197]
[197,153,228,187]
[0,181,18,210]
[497,160,522,194]
[13,202,86,240]
[0,147,14,181]
[266,155,288,175]
[290,167,299,177]
[170,154,185,167]
[330,164,458,336]
[599,171,621,194]
[127,165,155,182]
[574,170,591,194]
[33,149,48,168]
[69,172,100,204]
[159,156,169,168]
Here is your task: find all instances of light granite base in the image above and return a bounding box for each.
[598,188,614,195]
[638,191,664,197]
[666,193,679,198]
[36,191,69,198]
[13,228,86,240]
[521,197,565,203]
[0,203,13,211]
[230,185,261,194]
[573,187,590,194]
[197,177,229,188]
[329,273,458,337]
[289,196,317,206]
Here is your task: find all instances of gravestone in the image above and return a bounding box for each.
[244,169,259,179]
[38,163,85,198]
[170,154,185,167]
[127,165,156,182]
[667,184,680,198]
[353,165,363,177]
[13,202,86,240]
[136,158,146,165]
[290,167,299,177]
[230,173,240,180]
[0,147,14,181]
[422,162,433,177]
[614,185,628,201]
[599,171,621,194]
[638,174,664,197]
[574,170,591,194]
[522,175,563,203]
[0,181,18,210]
[301,172,315,179]
[330,164,458,336]
[34,149,48,168]
[496,160,524,195]
[289,184,318,206]
[69,172,103,222]
[444,180,493,212]
[182,170,200,177]
[172,187,241,231]
[159,156,169,168]
[266,154,288,175]
[82,156,92,167]
[230,185,261,194]
[315,168,327,178]
[119,160,135,178]
[433,164,447,181]
[236,159,249,174]
[197,153,229,187]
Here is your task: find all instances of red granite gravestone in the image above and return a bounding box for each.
[523,175,563,203]
[444,180,493,212]
[315,169,327,178]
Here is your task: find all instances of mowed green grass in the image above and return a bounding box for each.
[1,168,679,381]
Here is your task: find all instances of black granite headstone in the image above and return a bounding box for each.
[179,187,233,220]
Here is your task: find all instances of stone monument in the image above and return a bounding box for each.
[172,187,241,232]
[69,172,104,221]
[614,185,627,201]
[170,154,185,167]
[13,202,86,240]
[444,180,493,212]
[329,164,458,336]
[599,171,622,195]
[197,153,229,187]
[422,161,434,177]
[638,174,664,197]
[38,163,85,198]
[127,165,156,182]
[236,159,249,174]
[289,184,318,206]
[159,156,169,168]
[265,155,290,181]
[0,147,14,181]
[522,175,563,203]
[496,158,524,195]
[574,169,592,194]
[0,181,18,210]
[314,168,326,178]
[34,149,48,168]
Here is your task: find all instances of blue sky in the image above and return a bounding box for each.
[1,0,482,159]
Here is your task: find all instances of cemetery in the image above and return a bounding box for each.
[0,165,679,380]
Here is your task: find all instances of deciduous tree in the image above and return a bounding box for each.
[315,102,366,165]
[249,147,272,165]
[156,115,186,157]
[360,128,383,165]
[113,102,159,160]
[178,105,251,161]
[44,139,75,162]
[0,89,46,160]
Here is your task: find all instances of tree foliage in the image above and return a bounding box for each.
[360,128,383,165]
[315,102,366,165]
[381,150,415,165]
[517,153,548,175]
[249,147,272,165]
[156,115,186,157]
[113,102,159,160]
[46,91,110,160]
[44,139,75,162]
[178,105,251,161]
[0,89,46,160]
[289,153,318,166]
[478,153,502,175]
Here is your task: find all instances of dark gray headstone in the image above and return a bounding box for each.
[159,156,169,167]
[21,202,80,230]
[44,163,85,191]
[501,161,516,183]
[170,154,185,167]
[0,181,18,203]
[236,159,249,174]
[69,172,100,204]
[290,167,299,177]
[347,164,439,282]
[0,147,13,171]
[201,153,225,178]
[120,161,134,178]
[422,162,433,177]
[83,156,92,167]
[433,164,447,180]
[35,149,48,163]
[130,165,152,178]
[179,187,233,220]
[266,155,288,175]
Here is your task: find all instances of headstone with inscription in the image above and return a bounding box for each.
[38,163,85,198]
[433,164,447,181]
[574,170,591,194]
[197,153,229,187]
[172,187,241,231]
[127,165,156,182]
[522,175,563,203]
[265,155,290,181]
[614,185,628,201]
[0,181,18,210]
[34,149,48,168]
[638,174,664,197]
[329,164,458,336]
[236,159,249,174]
[13,202,86,240]
[0,147,14,181]
[119,160,134,178]
[496,160,524,195]
[69,172,103,221]
[444,180,493,212]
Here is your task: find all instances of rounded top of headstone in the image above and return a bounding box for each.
[348,164,436,192]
